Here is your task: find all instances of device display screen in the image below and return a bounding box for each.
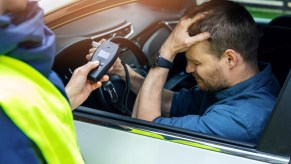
[98,49,110,59]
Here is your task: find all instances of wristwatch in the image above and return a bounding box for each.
[150,51,173,69]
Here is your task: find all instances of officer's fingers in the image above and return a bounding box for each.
[79,61,99,75]
[90,75,109,90]
[91,81,102,90]
[99,75,110,82]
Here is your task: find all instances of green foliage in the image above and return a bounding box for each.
[247,7,291,19]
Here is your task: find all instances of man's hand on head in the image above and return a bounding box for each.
[160,13,210,61]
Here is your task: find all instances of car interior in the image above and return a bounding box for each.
[52,0,197,116]
[49,0,291,155]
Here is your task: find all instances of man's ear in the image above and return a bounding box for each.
[223,49,238,68]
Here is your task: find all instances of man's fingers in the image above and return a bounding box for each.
[108,66,113,72]
[91,41,101,48]
[86,53,93,61]
[91,39,107,48]
[189,32,211,43]
[99,38,106,43]
[183,12,209,28]
[88,39,107,60]
[89,48,96,53]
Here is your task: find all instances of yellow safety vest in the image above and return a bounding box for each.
[0,55,84,164]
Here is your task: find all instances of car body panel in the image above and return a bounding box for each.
[74,115,289,164]
[75,121,269,164]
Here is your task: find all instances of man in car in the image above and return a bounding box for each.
[92,0,280,143]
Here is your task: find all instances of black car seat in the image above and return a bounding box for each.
[258,15,291,86]
[268,15,291,28]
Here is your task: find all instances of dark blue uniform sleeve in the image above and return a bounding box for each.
[48,71,69,101]
[0,107,45,164]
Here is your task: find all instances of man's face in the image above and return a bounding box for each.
[185,41,230,92]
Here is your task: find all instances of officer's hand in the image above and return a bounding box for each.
[65,61,109,110]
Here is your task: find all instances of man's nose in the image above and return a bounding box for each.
[186,64,195,73]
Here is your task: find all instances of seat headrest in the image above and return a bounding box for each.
[258,24,291,86]
[268,15,291,28]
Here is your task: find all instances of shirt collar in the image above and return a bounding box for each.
[215,62,273,100]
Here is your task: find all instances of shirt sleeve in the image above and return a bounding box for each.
[170,86,204,117]
[154,105,253,143]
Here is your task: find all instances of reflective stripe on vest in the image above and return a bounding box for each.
[0,56,84,164]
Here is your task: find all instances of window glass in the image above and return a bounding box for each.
[232,0,291,19]
[196,0,291,20]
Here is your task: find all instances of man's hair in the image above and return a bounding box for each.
[186,0,260,68]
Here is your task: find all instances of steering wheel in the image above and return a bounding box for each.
[95,37,149,116]
[52,37,149,116]
[110,36,149,66]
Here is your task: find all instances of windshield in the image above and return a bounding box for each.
[38,0,79,14]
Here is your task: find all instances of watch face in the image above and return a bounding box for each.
[149,51,159,67]
[148,51,173,69]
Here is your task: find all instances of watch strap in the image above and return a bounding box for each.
[155,52,173,69]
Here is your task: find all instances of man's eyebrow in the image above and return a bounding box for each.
[185,55,192,61]
[185,55,198,62]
